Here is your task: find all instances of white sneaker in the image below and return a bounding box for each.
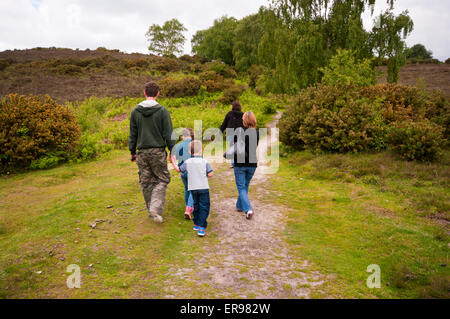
[246,210,254,220]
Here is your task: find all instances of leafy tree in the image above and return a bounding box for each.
[191,16,238,65]
[146,19,187,57]
[256,0,402,93]
[320,49,375,86]
[406,44,433,59]
[233,8,269,72]
[371,9,414,83]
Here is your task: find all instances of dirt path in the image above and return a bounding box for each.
[164,112,326,298]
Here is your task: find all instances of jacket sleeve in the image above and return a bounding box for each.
[162,108,176,153]
[128,110,138,155]
[220,113,229,133]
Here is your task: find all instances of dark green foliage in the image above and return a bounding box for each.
[219,85,246,105]
[280,83,449,161]
[191,16,238,65]
[0,94,81,171]
[247,64,264,89]
[233,8,268,72]
[159,76,202,98]
[406,44,433,60]
[387,120,445,162]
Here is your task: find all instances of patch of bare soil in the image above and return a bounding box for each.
[163,113,327,299]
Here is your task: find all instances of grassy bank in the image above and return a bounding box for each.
[0,150,206,298]
[268,151,449,298]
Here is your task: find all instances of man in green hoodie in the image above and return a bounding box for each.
[129,81,175,223]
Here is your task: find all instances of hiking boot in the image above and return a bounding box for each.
[245,210,254,220]
[149,212,164,223]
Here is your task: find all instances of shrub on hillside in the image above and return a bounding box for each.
[159,76,202,98]
[446,58,450,64]
[154,57,181,73]
[205,61,237,78]
[387,120,445,162]
[219,84,246,105]
[0,94,80,171]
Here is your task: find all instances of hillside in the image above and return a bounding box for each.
[0,48,202,103]
[377,63,450,97]
[1,48,450,102]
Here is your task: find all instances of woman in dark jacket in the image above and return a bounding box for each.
[220,101,244,168]
[233,111,259,220]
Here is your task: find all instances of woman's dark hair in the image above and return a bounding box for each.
[232,101,241,112]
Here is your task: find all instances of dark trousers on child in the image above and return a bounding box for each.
[191,189,210,229]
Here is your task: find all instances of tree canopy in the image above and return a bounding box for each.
[146,19,187,57]
[406,44,433,60]
[191,16,237,65]
[189,0,415,93]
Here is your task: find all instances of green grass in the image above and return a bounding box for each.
[268,150,449,298]
[0,150,204,298]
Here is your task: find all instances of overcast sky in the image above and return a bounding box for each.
[0,0,449,61]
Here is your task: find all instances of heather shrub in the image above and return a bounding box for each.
[279,84,347,149]
[219,84,246,105]
[387,120,445,162]
[299,97,386,153]
[205,61,237,78]
[154,57,182,73]
[159,76,202,98]
[359,84,426,123]
[247,65,264,89]
[0,94,80,171]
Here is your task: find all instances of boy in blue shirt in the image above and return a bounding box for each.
[170,128,194,220]
[179,140,214,237]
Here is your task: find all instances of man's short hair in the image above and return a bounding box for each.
[182,128,194,139]
[190,140,203,155]
[145,81,159,98]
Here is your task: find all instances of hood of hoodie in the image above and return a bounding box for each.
[136,100,162,117]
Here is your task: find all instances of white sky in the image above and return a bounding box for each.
[1,0,449,61]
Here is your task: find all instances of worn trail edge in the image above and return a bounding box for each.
[164,112,326,299]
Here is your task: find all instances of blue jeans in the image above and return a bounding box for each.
[181,172,194,208]
[233,166,256,213]
[191,189,210,229]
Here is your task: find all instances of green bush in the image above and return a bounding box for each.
[247,65,264,89]
[445,58,450,64]
[320,49,375,87]
[51,64,83,75]
[219,85,246,105]
[205,61,237,78]
[159,76,202,98]
[0,94,81,171]
[299,97,386,153]
[387,120,445,161]
[261,100,277,114]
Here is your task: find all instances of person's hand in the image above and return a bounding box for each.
[175,166,181,173]
[131,154,137,162]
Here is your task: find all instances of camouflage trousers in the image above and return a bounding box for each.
[136,148,171,218]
